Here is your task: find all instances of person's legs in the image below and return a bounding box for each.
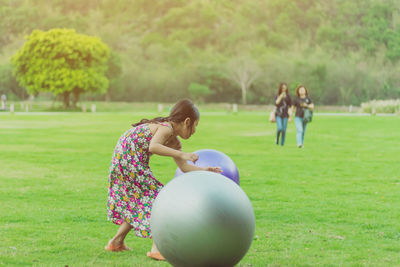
[294,116,304,147]
[105,222,132,251]
[302,121,308,145]
[275,116,283,145]
[281,117,288,146]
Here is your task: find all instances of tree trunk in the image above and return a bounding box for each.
[241,82,247,105]
[63,92,70,108]
[72,89,80,108]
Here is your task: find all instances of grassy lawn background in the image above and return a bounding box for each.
[0,111,399,266]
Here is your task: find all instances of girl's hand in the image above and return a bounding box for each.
[180,152,198,163]
[288,117,292,122]
[205,166,222,173]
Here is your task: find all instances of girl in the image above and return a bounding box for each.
[274,83,292,146]
[292,85,314,148]
[105,99,221,261]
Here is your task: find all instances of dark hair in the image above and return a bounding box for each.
[132,99,200,129]
[277,83,289,96]
[295,85,309,97]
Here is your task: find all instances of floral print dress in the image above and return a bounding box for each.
[107,123,164,238]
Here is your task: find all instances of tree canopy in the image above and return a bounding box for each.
[12,28,110,107]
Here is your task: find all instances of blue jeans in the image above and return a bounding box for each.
[276,116,288,146]
[294,116,307,146]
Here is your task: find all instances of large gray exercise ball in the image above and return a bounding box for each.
[150,171,255,267]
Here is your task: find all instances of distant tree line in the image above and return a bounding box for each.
[1,0,400,105]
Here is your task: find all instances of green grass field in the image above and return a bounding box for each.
[1,112,399,266]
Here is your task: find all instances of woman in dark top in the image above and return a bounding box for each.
[292,85,314,148]
[274,83,292,146]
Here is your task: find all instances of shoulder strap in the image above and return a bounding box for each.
[159,122,173,129]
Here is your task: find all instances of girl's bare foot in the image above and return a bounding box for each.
[104,240,131,252]
[105,222,132,252]
[146,251,165,261]
[147,242,165,261]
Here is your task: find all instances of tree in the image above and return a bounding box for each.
[226,56,261,104]
[12,28,110,108]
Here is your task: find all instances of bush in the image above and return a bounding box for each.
[361,99,400,114]
[0,64,27,100]
[188,83,211,103]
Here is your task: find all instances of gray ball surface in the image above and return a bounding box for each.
[150,171,255,267]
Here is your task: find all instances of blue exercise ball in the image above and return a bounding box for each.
[151,171,255,267]
[175,149,240,185]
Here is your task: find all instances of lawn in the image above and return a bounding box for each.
[0,111,399,266]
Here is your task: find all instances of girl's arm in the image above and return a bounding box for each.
[173,157,222,173]
[149,126,198,162]
[174,157,204,172]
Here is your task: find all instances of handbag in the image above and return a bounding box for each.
[303,108,313,123]
[269,109,276,123]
